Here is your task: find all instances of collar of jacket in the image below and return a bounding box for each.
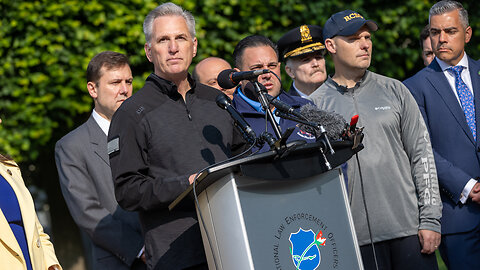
[326,70,370,94]
[146,73,197,99]
[236,85,264,112]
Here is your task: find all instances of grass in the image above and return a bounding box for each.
[436,250,447,270]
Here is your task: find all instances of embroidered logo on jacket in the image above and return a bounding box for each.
[374,106,391,111]
[297,129,315,140]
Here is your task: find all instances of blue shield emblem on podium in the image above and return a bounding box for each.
[289,228,321,270]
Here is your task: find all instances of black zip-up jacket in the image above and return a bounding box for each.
[108,73,245,269]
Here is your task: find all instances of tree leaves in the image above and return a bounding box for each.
[1,0,479,166]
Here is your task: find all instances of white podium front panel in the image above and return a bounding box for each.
[197,168,363,270]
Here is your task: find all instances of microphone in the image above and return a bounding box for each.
[266,94,306,120]
[215,93,256,143]
[297,104,347,141]
[217,69,270,89]
[349,114,359,133]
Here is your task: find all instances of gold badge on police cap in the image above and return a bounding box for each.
[300,25,313,44]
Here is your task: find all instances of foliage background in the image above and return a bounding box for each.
[1,0,479,268]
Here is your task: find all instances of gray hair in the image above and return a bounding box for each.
[429,0,469,29]
[143,2,196,46]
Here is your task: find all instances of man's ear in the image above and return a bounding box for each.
[465,26,472,44]
[192,37,198,57]
[285,64,295,79]
[325,38,336,54]
[145,43,152,62]
[87,81,97,99]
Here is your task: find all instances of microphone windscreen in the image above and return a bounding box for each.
[299,104,346,140]
[217,69,236,89]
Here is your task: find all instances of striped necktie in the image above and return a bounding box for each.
[447,65,476,140]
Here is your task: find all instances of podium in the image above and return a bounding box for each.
[170,141,364,270]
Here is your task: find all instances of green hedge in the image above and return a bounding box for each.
[1,0,479,165]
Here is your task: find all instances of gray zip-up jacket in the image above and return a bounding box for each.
[309,71,442,245]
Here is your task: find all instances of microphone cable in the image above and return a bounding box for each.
[270,69,282,83]
[354,153,379,270]
[191,139,257,270]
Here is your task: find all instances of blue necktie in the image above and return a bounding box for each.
[448,65,476,141]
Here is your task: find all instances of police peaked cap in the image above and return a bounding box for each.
[277,25,325,62]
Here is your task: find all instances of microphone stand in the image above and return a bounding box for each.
[252,80,283,140]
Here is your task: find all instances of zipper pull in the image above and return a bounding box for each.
[186,108,192,120]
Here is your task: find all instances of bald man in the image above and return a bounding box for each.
[193,57,236,99]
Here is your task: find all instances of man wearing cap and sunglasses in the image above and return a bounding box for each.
[278,25,327,97]
[309,10,442,269]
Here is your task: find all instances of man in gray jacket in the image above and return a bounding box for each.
[55,51,145,270]
[309,10,442,269]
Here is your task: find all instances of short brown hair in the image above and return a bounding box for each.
[419,24,430,49]
[86,51,130,84]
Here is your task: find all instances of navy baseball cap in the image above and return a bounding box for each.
[323,10,378,41]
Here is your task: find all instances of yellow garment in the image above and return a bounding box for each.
[0,161,62,270]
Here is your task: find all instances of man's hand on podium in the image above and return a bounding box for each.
[188,174,196,185]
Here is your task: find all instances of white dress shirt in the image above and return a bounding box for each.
[92,109,110,136]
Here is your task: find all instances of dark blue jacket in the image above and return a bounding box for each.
[232,87,316,152]
[404,57,480,235]
[288,83,304,97]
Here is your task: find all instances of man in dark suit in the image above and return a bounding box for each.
[55,51,145,270]
[404,1,480,269]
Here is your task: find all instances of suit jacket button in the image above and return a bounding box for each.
[36,239,41,248]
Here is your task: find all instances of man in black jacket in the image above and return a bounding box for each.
[107,2,244,270]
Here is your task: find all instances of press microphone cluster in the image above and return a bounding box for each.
[217,69,270,89]
[261,91,348,141]
[297,104,347,141]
